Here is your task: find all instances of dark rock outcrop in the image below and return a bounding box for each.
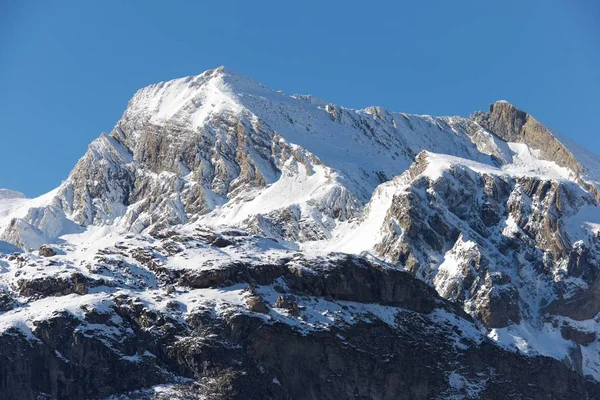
[246,295,269,314]
[561,324,597,346]
[38,245,57,257]
[17,273,97,299]
[1,292,598,400]
[175,255,458,316]
[0,292,15,312]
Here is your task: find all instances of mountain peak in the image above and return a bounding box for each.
[197,65,260,88]
[210,65,243,78]
[473,100,583,175]
[121,66,275,130]
[491,99,515,107]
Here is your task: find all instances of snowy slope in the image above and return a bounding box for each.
[2,67,588,249]
[0,189,25,200]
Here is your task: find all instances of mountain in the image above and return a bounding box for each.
[1,67,600,399]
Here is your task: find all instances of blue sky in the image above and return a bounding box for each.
[1,0,599,197]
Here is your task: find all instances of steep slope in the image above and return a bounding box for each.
[1,67,600,399]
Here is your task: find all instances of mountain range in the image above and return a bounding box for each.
[1,66,600,399]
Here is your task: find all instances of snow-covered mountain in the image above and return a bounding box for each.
[1,67,600,399]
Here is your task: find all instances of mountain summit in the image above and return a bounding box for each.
[1,68,600,399]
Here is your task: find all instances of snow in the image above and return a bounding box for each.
[434,236,478,300]
[125,67,515,208]
[255,281,402,334]
[0,192,29,222]
[306,143,579,258]
[419,146,573,182]
[564,205,600,239]
[503,142,574,180]
[0,292,114,339]
[429,308,485,349]
[0,188,67,249]
[485,317,600,381]
[129,67,244,131]
[0,189,25,200]
[202,161,338,226]
[488,322,569,359]
[2,68,585,254]
[485,319,600,381]
[553,130,600,186]
[320,175,407,254]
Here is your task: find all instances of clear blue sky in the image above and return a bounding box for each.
[1,0,599,197]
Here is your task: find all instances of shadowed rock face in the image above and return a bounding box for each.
[0,251,598,400]
[472,101,583,174]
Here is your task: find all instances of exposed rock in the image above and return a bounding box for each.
[17,273,94,298]
[546,278,600,321]
[178,264,244,289]
[372,152,599,331]
[1,280,598,400]
[174,254,455,316]
[564,344,584,375]
[161,240,183,255]
[38,245,57,257]
[472,101,582,174]
[284,255,457,316]
[165,285,176,295]
[212,236,233,248]
[1,219,49,251]
[0,312,170,400]
[274,295,300,315]
[561,324,597,346]
[246,295,269,314]
[0,292,15,312]
[474,283,522,328]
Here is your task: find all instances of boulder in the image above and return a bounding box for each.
[38,245,56,257]
[246,295,269,314]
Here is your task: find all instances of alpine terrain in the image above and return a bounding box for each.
[2,66,600,399]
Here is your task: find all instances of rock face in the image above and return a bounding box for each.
[2,68,600,398]
[0,234,598,400]
[371,152,599,330]
[472,101,583,174]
